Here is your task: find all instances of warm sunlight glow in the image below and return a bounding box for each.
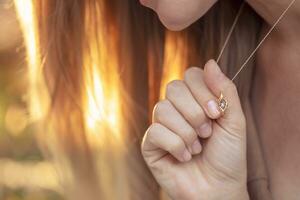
[16,0,122,146]
[86,66,106,130]
[14,0,49,121]
[160,32,187,99]
[85,65,120,133]
[83,27,122,144]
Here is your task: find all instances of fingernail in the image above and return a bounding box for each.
[192,140,202,154]
[197,122,212,138]
[207,100,221,117]
[182,149,192,162]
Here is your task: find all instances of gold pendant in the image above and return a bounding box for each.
[218,93,228,114]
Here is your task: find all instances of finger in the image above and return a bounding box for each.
[184,67,222,119]
[165,80,212,137]
[203,59,246,132]
[142,123,192,162]
[153,100,202,155]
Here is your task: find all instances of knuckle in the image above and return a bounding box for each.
[142,123,167,154]
[184,66,202,80]
[182,128,197,143]
[153,100,170,117]
[144,123,161,146]
[187,109,205,126]
[166,80,184,98]
[168,138,184,154]
[146,123,161,136]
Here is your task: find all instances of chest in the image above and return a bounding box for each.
[250,57,300,199]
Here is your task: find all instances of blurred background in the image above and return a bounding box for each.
[0,0,63,199]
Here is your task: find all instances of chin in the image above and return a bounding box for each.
[156,11,197,31]
[159,16,192,31]
[141,0,218,31]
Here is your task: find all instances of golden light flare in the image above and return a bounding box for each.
[83,15,123,146]
[85,66,105,130]
[160,32,187,99]
[12,1,182,199]
[84,63,121,136]
[14,0,49,121]
[14,0,123,145]
[81,9,128,199]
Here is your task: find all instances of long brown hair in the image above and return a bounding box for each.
[15,0,265,199]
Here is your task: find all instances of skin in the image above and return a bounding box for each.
[141,0,300,199]
[142,61,249,200]
[251,15,300,200]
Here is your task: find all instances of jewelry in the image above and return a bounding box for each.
[216,0,296,114]
[218,93,228,114]
[218,0,296,81]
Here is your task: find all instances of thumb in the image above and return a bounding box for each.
[203,59,246,134]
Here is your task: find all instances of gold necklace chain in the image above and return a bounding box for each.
[217,0,297,81]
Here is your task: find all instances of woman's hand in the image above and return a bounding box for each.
[141,60,249,200]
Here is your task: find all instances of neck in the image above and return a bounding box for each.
[249,0,300,80]
[247,0,300,34]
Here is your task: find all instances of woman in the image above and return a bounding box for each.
[141,0,300,200]
[15,0,299,199]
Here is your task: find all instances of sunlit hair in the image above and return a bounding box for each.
[15,0,262,199]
